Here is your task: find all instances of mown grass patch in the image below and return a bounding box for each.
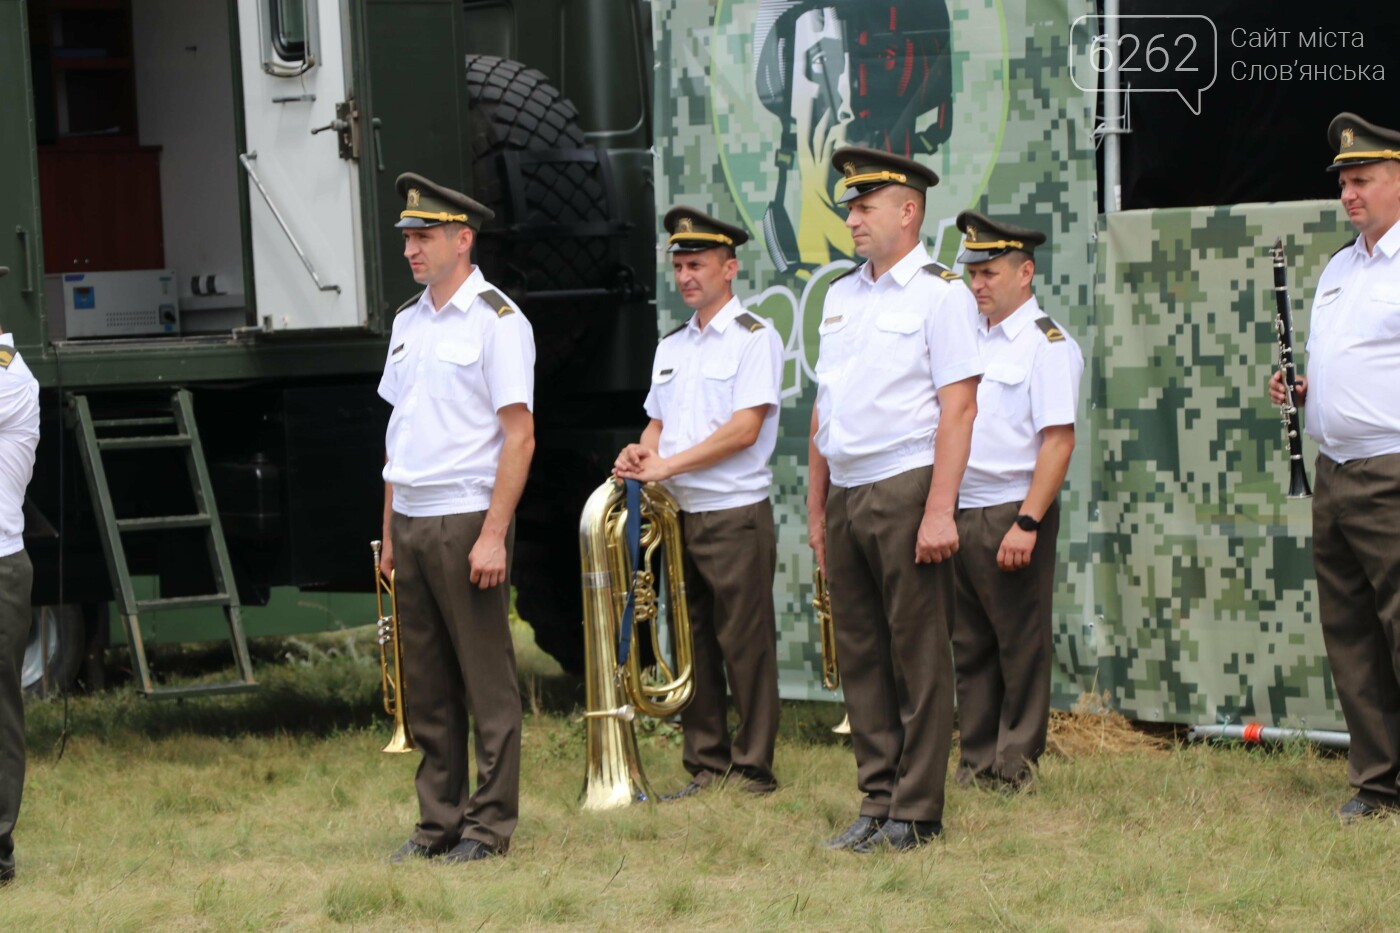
[6,626,1399,930]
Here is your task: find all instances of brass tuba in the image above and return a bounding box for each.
[579,477,693,810]
[372,539,416,754]
[813,567,850,735]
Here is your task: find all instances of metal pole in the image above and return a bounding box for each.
[1189,724,1351,750]
[1102,0,1122,212]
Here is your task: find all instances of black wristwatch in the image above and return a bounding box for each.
[1015,514,1041,532]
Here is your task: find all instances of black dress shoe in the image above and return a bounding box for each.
[851,818,942,853]
[823,815,883,850]
[441,838,502,863]
[1339,795,1397,823]
[661,780,706,801]
[388,839,447,864]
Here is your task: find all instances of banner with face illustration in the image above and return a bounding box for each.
[652,0,1346,730]
[653,0,1101,702]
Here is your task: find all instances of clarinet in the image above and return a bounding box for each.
[1272,238,1312,499]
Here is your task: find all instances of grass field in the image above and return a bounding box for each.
[7,624,1400,932]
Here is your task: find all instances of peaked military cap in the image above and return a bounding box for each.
[1326,113,1400,172]
[831,146,939,205]
[955,210,1046,265]
[663,206,749,253]
[393,173,494,231]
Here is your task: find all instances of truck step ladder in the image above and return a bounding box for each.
[69,389,258,699]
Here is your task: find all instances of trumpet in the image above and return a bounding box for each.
[813,568,839,691]
[813,568,850,735]
[372,539,416,754]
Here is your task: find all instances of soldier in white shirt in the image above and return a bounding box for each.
[0,274,40,885]
[1268,113,1400,821]
[614,207,784,797]
[377,174,536,861]
[950,212,1082,791]
[807,148,983,852]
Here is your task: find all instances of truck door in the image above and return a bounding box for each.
[351,0,474,325]
[236,0,364,330]
[0,0,46,349]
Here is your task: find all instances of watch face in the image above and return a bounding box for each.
[1016,515,1039,531]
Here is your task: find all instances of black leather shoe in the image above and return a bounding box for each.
[388,840,446,864]
[823,815,883,850]
[852,818,942,853]
[661,780,706,801]
[1339,795,1397,823]
[441,838,502,863]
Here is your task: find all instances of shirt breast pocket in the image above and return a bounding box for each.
[429,339,482,399]
[1363,283,1400,339]
[815,313,852,379]
[980,361,1029,418]
[702,355,741,414]
[874,310,925,365]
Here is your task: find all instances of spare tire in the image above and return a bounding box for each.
[464,55,619,379]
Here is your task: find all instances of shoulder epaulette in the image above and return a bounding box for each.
[479,288,516,317]
[1331,236,1358,260]
[661,321,687,339]
[923,261,960,281]
[830,265,860,285]
[0,348,13,370]
[734,312,765,333]
[1035,317,1066,343]
[394,293,420,315]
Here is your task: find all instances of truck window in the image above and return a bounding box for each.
[262,0,317,76]
[270,0,306,63]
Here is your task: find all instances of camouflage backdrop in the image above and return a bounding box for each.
[652,0,1349,727]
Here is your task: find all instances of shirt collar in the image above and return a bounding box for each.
[984,296,1041,339]
[859,242,932,287]
[704,296,744,334]
[0,334,13,349]
[419,266,486,316]
[1372,221,1400,260]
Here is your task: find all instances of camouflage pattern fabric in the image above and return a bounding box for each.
[653,0,1350,727]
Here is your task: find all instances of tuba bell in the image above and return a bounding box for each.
[578,477,693,810]
[372,539,416,754]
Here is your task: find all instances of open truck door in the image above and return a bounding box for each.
[0,0,46,343]
[236,0,364,330]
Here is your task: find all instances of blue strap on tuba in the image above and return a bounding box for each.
[616,478,643,667]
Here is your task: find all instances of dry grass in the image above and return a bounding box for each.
[7,629,1400,931]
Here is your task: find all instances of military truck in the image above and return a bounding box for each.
[2,0,657,695]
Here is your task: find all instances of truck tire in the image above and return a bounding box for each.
[21,604,85,697]
[463,54,615,379]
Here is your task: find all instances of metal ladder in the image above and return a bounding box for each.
[69,388,258,698]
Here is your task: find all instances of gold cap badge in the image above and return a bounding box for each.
[1340,127,1355,149]
[677,217,693,233]
[843,161,857,178]
[966,225,978,240]
[407,188,421,208]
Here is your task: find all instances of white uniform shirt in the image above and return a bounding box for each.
[643,296,783,512]
[0,335,39,557]
[378,268,536,517]
[959,297,1084,509]
[1304,221,1400,463]
[814,243,983,487]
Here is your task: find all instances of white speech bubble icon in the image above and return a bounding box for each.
[1070,14,1218,116]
